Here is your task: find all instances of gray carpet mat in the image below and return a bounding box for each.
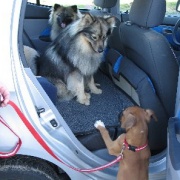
[56,71,134,135]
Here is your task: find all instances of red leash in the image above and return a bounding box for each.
[0,116,22,158]
[7,100,122,172]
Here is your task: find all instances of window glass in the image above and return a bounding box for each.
[120,0,133,13]
[27,0,180,16]
[166,0,179,16]
[27,0,36,3]
[27,0,95,9]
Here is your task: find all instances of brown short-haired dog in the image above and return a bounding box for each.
[94,106,157,180]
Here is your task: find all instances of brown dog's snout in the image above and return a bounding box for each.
[145,109,158,122]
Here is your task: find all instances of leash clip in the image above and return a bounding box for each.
[119,143,126,159]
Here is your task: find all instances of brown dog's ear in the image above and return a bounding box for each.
[145,109,158,122]
[121,114,136,131]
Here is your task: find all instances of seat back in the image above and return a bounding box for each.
[90,0,118,16]
[106,0,179,152]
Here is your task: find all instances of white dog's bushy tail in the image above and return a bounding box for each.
[24,45,39,75]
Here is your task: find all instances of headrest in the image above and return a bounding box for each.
[129,0,166,28]
[94,0,117,8]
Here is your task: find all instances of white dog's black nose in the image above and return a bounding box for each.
[98,48,104,53]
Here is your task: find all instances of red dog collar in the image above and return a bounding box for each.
[124,139,148,152]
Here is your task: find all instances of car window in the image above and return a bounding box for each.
[27,0,95,9]
[120,0,133,13]
[27,0,180,16]
[166,0,180,16]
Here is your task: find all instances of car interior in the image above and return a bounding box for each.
[22,0,179,160]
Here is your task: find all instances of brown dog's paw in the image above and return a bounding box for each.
[94,120,105,129]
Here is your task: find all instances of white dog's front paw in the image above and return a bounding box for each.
[92,88,102,94]
[95,83,100,87]
[94,120,105,128]
[85,92,91,99]
[77,93,91,106]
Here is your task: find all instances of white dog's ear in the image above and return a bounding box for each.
[82,13,94,25]
[54,4,61,11]
[145,109,158,123]
[121,114,136,131]
[71,5,77,13]
[106,16,116,29]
